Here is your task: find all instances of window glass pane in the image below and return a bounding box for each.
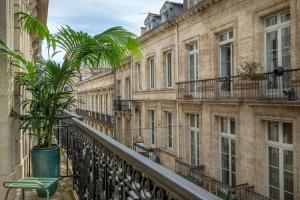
[284,150,293,171]
[167,52,172,87]
[221,137,229,153]
[284,171,294,193]
[220,44,232,77]
[283,123,293,144]
[266,30,278,72]
[222,170,229,185]
[269,186,280,200]
[266,15,277,27]
[269,146,279,167]
[221,117,228,133]
[232,173,236,186]
[220,33,227,42]
[229,31,233,39]
[269,167,280,187]
[222,153,229,169]
[284,192,294,200]
[190,114,195,127]
[281,11,290,23]
[230,118,235,134]
[231,155,236,172]
[268,121,279,142]
[282,27,291,68]
[231,140,236,156]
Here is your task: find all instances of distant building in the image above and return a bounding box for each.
[76,0,300,199]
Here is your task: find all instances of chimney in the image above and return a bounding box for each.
[140,27,146,35]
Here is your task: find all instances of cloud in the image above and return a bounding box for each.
[47,0,182,34]
[43,0,183,61]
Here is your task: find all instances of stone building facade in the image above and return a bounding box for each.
[0,0,48,199]
[76,0,300,199]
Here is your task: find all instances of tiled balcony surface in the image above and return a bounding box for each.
[15,151,74,200]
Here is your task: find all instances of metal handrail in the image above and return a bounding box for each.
[62,110,221,200]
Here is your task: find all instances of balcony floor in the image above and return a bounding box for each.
[17,150,74,200]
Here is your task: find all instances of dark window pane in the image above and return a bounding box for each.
[222,153,229,169]
[230,118,235,134]
[269,167,280,187]
[269,186,280,200]
[221,137,229,153]
[284,171,294,193]
[284,192,294,200]
[268,121,279,142]
[283,123,293,144]
[284,150,293,171]
[222,170,229,185]
[221,117,228,133]
[269,147,279,167]
[231,140,236,156]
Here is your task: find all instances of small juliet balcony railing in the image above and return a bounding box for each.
[58,111,221,200]
[177,68,300,101]
[175,159,269,200]
[113,100,132,112]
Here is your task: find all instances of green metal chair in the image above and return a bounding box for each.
[3,177,61,200]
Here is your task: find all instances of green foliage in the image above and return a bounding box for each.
[0,11,141,147]
[237,60,264,80]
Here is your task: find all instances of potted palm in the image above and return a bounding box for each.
[0,12,141,197]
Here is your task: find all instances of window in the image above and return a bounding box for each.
[149,110,155,145]
[265,11,290,71]
[188,43,198,94]
[265,11,291,93]
[137,109,142,137]
[116,80,121,97]
[220,117,236,186]
[166,52,172,88]
[267,121,293,200]
[125,78,130,100]
[136,63,141,91]
[148,58,155,89]
[167,112,173,148]
[190,114,199,166]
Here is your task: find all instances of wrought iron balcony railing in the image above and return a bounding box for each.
[177,68,300,101]
[113,100,132,112]
[58,111,221,200]
[76,109,114,127]
[175,159,269,200]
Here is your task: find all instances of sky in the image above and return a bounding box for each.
[47,0,182,35]
[45,0,182,61]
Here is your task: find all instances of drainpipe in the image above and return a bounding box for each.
[176,24,180,158]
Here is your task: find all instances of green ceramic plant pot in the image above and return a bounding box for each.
[31,145,60,197]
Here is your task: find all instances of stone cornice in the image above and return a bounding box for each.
[138,0,221,43]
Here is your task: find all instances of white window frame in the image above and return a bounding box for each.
[166,52,172,88]
[136,63,141,91]
[125,78,130,100]
[264,10,291,72]
[137,109,142,137]
[266,121,294,200]
[219,116,236,186]
[148,58,155,89]
[219,30,234,77]
[190,114,200,166]
[149,110,155,145]
[167,112,173,149]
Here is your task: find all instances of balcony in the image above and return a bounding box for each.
[113,100,132,112]
[75,109,114,127]
[175,159,269,200]
[177,68,300,102]
[133,142,159,162]
[57,111,221,200]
